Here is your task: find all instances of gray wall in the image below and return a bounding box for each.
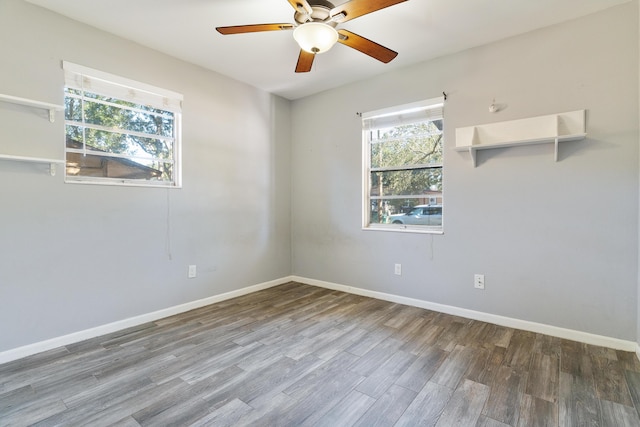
[291,2,639,341]
[0,0,291,352]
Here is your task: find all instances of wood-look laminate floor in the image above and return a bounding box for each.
[2,282,640,426]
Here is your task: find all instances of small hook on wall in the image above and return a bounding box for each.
[488,98,508,113]
[489,98,499,113]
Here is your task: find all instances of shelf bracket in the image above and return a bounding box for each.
[48,109,56,123]
[554,137,559,162]
[49,163,57,176]
[469,147,477,168]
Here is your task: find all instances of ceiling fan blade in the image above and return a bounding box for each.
[287,0,313,15]
[216,23,294,35]
[330,0,407,23]
[337,29,398,63]
[295,49,315,73]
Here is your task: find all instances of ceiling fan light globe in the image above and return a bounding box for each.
[293,22,338,54]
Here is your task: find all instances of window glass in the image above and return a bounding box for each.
[363,98,444,232]
[63,62,182,187]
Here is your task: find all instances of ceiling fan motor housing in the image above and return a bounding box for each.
[294,0,338,26]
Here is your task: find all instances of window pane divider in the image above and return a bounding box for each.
[370,163,442,172]
[370,130,443,144]
[66,92,175,120]
[66,120,175,143]
[370,195,435,200]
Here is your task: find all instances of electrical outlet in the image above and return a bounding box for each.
[188,265,197,278]
[474,274,485,289]
[394,264,402,276]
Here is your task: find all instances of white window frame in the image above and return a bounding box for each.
[63,61,183,188]
[362,97,444,234]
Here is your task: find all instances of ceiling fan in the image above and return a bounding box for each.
[216,0,408,73]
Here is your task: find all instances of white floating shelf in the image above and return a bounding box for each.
[0,154,66,176]
[0,93,64,123]
[454,110,586,167]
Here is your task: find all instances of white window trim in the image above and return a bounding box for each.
[361,96,444,234]
[63,61,183,188]
[63,62,183,109]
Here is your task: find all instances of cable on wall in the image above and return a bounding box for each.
[165,188,173,261]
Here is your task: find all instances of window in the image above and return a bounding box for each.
[63,62,182,187]
[362,97,444,233]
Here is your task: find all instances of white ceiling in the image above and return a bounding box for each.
[26,0,630,100]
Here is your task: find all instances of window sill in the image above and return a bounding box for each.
[65,177,181,189]
[362,225,444,235]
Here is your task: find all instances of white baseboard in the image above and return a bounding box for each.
[2,274,636,365]
[0,276,293,365]
[292,276,638,352]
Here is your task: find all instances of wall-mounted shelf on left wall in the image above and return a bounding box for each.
[0,154,66,176]
[0,93,65,175]
[0,93,64,123]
